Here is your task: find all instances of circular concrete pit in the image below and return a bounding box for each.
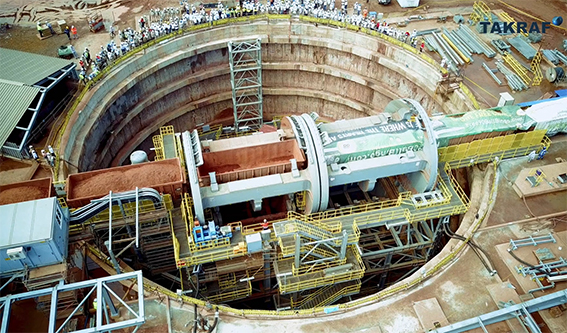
[62,20,470,173]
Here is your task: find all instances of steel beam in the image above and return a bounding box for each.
[0,271,145,333]
[434,290,567,333]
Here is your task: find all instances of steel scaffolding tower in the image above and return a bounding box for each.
[228,39,264,131]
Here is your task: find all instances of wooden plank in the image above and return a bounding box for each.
[513,162,567,198]
[413,298,449,331]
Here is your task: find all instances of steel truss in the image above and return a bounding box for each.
[0,271,145,333]
[359,218,445,288]
[293,230,349,269]
[228,39,264,131]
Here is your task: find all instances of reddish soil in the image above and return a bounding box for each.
[0,186,48,205]
[70,163,180,199]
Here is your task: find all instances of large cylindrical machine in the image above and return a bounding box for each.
[130,150,149,164]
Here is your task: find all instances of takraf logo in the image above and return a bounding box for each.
[478,16,562,34]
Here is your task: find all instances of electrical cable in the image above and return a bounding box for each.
[207,307,219,333]
[443,222,495,274]
[445,223,497,271]
[193,303,198,333]
[507,248,548,276]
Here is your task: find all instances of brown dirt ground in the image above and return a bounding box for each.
[70,162,181,198]
[0,186,48,205]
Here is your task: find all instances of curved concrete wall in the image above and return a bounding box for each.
[63,20,454,173]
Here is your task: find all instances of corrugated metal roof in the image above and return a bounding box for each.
[0,197,56,249]
[0,82,40,147]
[0,47,73,85]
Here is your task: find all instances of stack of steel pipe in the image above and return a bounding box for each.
[432,31,464,66]
[553,49,567,66]
[496,60,528,91]
[424,35,459,74]
[415,28,440,36]
[454,26,484,55]
[542,50,559,64]
[459,24,496,58]
[482,62,502,85]
[442,27,473,63]
[448,29,475,55]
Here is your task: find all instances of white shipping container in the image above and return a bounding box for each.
[397,0,420,8]
[0,197,69,277]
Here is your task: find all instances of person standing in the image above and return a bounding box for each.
[47,145,56,158]
[37,22,43,37]
[47,153,55,167]
[41,150,48,162]
[29,145,39,161]
[46,21,55,35]
[71,26,78,39]
[83,48,91,64]
[420,41,425,52]
[70,45,79,59]
[64,26,71,40]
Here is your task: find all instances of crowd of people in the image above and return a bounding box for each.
[77,0,424,84]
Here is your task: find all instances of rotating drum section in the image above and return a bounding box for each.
[282,115,325,214]
[397,99,439,192]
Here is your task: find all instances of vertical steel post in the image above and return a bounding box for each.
[135,187,139,248]
[294,234,301,269]
[339,230,348,260]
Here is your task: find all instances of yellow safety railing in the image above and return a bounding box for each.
[502,53,531,85]
[348,220,361,244]
[531,51,543,86]
[160,125,175,136]
[287,211,342,233]
[218,272,238,289]
[469,11,481,24]
[473,1,492,22]
[295,191,306,210]
[57,197,68,209]
[174,135,186,169]
[178,245,243,267]
[152,135,165,161]
[314,280,361,308]
[197,124,223,140]
[353,209,408,228]
[302,192,410,222]
[459,82,480,109]
[438,130,547,166]
[444,166,471,209]
[282,219,341,242]
[280,247,364,294]
[527,168,546,187]
[207,280,252,303]
[170,210,182,265]
[291,284,336,309]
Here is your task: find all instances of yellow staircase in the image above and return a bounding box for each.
[291,280,361,309]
